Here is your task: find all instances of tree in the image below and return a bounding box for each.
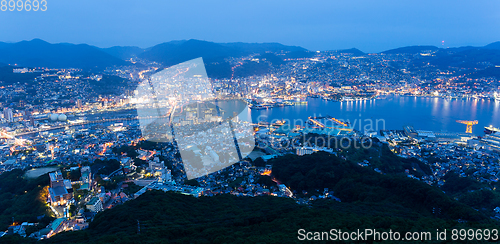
[68,169,81,181]
[184,179,200,187]
[252,157,266,167]
[69,205,77,217]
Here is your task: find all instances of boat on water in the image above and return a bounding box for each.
[250,104,268,110]
[341,97,354,102]
[494,92,500,101]
[485,125,500,134]
[271,120,286,126]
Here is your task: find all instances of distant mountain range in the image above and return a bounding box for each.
[138,39,307,67]
[485,41,500,50]
[381,45,441,54]
[0,38,499,74]
[0,39,310,76]
[332,48,366,56]
[381,42,500,54]
[101,46,146,60]
[381,43,500,71]
[0,39,127,69]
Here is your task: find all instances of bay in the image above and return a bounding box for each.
[249,95,500,135]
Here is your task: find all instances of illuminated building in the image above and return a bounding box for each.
[48,171,72,206]
[86,197,103,212]
[80,166,92,190]
[3,108,13,122]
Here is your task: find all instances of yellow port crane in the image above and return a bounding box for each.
[456,120,478,133]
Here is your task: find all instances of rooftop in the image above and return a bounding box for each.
[49,171,63,182]
[87,197,100,206]
[51,218,66,231]
[50,186,68,197]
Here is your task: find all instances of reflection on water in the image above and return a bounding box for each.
[251,95,500,135]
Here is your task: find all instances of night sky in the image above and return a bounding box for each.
[1,0,499,52]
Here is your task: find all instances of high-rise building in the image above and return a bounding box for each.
[49,171,64,188]
[197,102,201,120]
[76,99,82,109]
[3,108,13,122]
[80,166,92,190]
[163,169,172,182]
[48,171,72,206]
[86,197,103,212]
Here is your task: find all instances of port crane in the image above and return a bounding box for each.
[456,120,478,133]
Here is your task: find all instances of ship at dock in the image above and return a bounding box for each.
[249,98,307,110]
[249,104,269,110]
[485,125,500,134]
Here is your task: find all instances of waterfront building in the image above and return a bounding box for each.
[481,132,500,151]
